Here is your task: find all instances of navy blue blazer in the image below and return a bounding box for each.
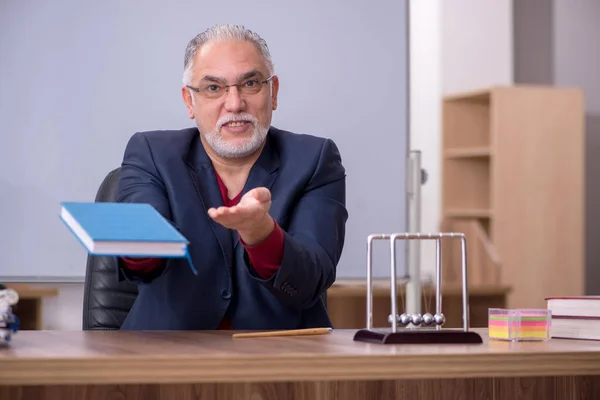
[115,126,348,330]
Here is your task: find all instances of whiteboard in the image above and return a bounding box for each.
[0,0,409,282]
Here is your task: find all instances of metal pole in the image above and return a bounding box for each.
[390,234,402,333]
[460,235,469,331]
[435,238,442,330]
[406,150,422,316]
[366,235,374,330]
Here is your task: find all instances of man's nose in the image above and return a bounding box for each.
[224,86,245,112]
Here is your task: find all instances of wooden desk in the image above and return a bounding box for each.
[1,329,599,399]
[5,285,58,330]
[327,280,511,329]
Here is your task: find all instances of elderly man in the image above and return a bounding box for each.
[115,24,348,330]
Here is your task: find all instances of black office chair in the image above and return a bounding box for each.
[82,168,138,330]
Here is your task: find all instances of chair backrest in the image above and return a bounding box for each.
[82,167,139,330]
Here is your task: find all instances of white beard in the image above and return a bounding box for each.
[203,113,268,159]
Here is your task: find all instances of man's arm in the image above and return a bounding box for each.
[114,132,171,282]
[240,220,285,280]
[244,138,347,310]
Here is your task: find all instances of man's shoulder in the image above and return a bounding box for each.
[134,127,198,147]
[270,126,328,144]
[127,127,198,157]
[269,126,339,156]
[268,127,344,180]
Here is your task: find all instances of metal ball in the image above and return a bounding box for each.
[411,313,423,326]
[387,314,397,325]
[399,313,411,326]
[434,313,446,326]
[422,313,434,326]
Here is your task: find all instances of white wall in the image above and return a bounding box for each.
[40,283,83,330]
[39,0,515,330]
[441,0,513,95]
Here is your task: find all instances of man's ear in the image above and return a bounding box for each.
[181,86,195,119]
[270,75,279,111]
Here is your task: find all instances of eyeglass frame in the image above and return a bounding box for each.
[186,74,275,99]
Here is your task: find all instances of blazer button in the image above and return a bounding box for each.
[220,289,231,300]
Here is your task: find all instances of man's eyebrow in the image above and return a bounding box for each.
[200,75,227,84]
[199,70,266,84]
[238,70,263,80]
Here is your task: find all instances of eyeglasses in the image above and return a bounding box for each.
[187,75,274,100]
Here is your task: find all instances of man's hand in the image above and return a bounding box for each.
[207,187,275,246]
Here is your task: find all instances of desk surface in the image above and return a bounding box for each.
[2,329,600,386]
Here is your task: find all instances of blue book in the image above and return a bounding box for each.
[60,202,197,274]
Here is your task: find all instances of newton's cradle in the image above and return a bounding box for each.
[352,232,483,345]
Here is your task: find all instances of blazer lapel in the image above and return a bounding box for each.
[233,132,280,249]
[185,134,234,271]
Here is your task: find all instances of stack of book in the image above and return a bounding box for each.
[546,296,600,341]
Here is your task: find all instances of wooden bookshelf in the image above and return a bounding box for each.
[440,85,585,309]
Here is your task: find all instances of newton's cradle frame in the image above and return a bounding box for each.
[353,232,483,344]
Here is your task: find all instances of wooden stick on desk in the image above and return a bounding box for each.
[232,327,332,339]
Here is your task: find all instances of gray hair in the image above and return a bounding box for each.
[182,24,274,86]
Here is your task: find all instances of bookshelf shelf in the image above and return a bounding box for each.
[444,147,491,158]
[440,85,585,309]
[444,209,492,219]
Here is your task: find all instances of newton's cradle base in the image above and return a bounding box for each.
[353,328,483,345]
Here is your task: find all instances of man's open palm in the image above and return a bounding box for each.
[207,187,272,232]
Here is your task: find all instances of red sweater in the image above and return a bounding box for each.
[121,171,285,329]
